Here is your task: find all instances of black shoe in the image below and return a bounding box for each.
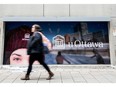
[21,75,30,80]
[46,72,54,80]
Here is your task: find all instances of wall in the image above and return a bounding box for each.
[0,4,116,65]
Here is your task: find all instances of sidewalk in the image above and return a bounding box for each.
[0,65,116,83]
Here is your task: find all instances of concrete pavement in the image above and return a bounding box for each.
[0,65,116,83]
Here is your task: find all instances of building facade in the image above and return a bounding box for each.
[0,4,116,65]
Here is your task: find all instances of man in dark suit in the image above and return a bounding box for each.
[91,49,105,64]
[21,24,54,80]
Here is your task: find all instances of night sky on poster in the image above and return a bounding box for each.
[5,22,108,41]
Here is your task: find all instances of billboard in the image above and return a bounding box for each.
[4,21,110,65]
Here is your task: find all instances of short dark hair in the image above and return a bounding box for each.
[93,49,98,54]
[58,51,61,56]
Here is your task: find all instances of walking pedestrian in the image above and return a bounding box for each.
[21,24,54,80]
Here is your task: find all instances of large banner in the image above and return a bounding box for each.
[4,22,110,65]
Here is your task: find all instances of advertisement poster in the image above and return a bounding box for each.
[4,21,110,65]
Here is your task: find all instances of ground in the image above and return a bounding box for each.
[0,65,116,83]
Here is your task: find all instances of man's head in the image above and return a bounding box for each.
[31,24,42,32]
[58,51,61,56]
[93,49,98,54]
